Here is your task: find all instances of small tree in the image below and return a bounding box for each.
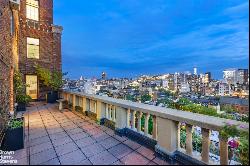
[35,65,65,91]
[14,70,31,104]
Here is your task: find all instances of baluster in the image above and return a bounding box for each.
[219,135,228,165]
[137,111,143,132]
[109,105,112,120]
[105,104,109,119]
[94,101,97,113]
[186,124,193,156]
[112,105,116,122]
[152,115,157,140]
[127,108,130,128]
[132,110,136,130]
[144,113,150,136]
[72,94,76,111]
[176,122,181,150]
[201,128,210,163]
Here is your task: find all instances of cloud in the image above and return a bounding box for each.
[56,0,249,79]
[224,1,249,15]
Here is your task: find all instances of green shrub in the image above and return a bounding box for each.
[14,70,32,104]
[75,106,83,112]
[16,94,32,104]
[35,65,65,91]
[85,111,97,120]
[8,119,23,129]
[104,119,115,130]
[62,100,69,108]
[68,103,73,110]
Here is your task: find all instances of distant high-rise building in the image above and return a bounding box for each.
[102,72,107,80]
[204,72,211,84]
[223,68,248,85]
[237,69,248,85]
[223,69,238,85]
[194,67,198,75]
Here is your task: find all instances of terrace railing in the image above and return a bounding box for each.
[61,90,249,165]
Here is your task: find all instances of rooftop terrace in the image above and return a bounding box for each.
[8,102,174,165]
[3,90,249,165]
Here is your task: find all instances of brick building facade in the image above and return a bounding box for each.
[18,0,62,100]
[0,0,62,117]
[0,0,13,136]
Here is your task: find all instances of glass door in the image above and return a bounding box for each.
[26,75,38,100]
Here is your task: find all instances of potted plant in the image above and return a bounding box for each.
[16,94,32,112]
[1,118,24,151]
[35,65,65,103]
[14,70,32,112]
[75,106,83,112]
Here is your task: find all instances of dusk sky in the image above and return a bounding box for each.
[53,0,249,79]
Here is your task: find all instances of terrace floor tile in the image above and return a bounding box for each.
[108,143,133,159]
[88,150,118,165]
[120,152,150,165]
[99,137,120,149]
[59,150,86,165]
[55,142,79,156]
[75,136,96,148]
[80,143,106,158]
[30,148,57,165]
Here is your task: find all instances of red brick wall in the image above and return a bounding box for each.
[0,0,13,133]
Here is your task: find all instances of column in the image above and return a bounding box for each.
[126,108,131,128]
[132,110,136,130]
[115,107,127,129]
[144,113,150,136]
[137,111,143,132]
[186,124,193,156]
[219,135,228,165]
[155,117,178,154]
[152,115,158,140]
[201,128,210,163]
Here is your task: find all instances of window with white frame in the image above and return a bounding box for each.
[26,0,39,21]
[27,37,39,59]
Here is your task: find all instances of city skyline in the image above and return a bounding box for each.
[54,0,249,79]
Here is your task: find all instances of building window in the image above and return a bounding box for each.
[10,11,14,36]
[26,0,39,21]
[27,37,39,59]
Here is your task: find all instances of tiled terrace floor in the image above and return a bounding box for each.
[11,102,174,165]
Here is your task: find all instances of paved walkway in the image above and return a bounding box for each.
[10,103,173,165]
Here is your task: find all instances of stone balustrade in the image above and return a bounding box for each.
[61,90,249,165]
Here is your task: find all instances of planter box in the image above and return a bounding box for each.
[16,102,26,112]
[68,103,73,111]
[75,106,83,112]
[46,91,58,103]
[62,100,69,109]
[101,118,116,130]
[1,127,24,151]
[85,111,97,121]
